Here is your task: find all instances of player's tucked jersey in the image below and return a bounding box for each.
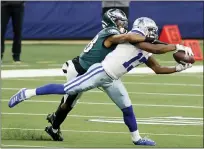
[102,39,152,80]
[79,27,120,70]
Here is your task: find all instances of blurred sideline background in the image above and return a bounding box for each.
[2,1,203,69]
[4,1,204,40]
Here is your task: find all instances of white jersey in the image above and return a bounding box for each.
[102,42,152,79]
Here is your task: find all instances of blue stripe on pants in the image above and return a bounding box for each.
[64,68,104,93]
[64,65,102,88]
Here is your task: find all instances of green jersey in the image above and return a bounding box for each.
[79,27,120,70]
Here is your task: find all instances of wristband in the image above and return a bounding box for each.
[144,37,155,43]
[152,39,168,45]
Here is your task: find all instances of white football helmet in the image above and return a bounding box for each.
[132,17,158,39]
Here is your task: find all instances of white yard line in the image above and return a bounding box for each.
[89,119,203,126]
[123,82,203,87]
[126,73,203,78]
[1,112,121,119]
[3,78,203,87]
[2,87,203,97]
[78,101,203,108]
[1,66,203,78]
[1,99,203,109]
[48,64,63,67]
[2,112,203,126]
[1,64,30,67]
[1,144,45,148]
[2,112,203,120]
[1,127,202,137]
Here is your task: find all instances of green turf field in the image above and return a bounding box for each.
[1,42,203,148]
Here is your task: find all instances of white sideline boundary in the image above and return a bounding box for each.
[1,144,46,148]
[1,65,203,78]
[1,127,202,137]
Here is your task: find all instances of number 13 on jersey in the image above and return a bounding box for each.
[123,53,147,72]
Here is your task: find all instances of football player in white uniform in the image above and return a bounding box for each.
[9,17,193,146]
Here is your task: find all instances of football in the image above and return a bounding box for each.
[173,50,195,64]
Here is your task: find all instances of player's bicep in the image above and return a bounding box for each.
[107,33,146,44]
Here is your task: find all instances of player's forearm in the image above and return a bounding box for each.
[127,34,155,43]
[154,66,176,74]
[136,42,176,54]
[153,44,176,54]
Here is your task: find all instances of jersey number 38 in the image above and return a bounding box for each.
[83,35,99,53]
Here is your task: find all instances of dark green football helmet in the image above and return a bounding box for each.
[102,9,128,33]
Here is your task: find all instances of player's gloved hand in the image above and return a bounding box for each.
[184,46,194,57]
[175,63,192,72]
[175,44,194,57]
[175,44,186,52]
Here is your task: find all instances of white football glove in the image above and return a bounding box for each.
[176,63,192,72]
[175,44,185,52]
[184,46,194,57]
[175,44,194,56]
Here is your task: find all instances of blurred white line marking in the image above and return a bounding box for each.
[2,127,202,137]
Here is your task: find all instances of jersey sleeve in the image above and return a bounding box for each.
[131,28,153,58]
[147,52,153,57]
[145,52,153,62]
[129,28,146,36]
